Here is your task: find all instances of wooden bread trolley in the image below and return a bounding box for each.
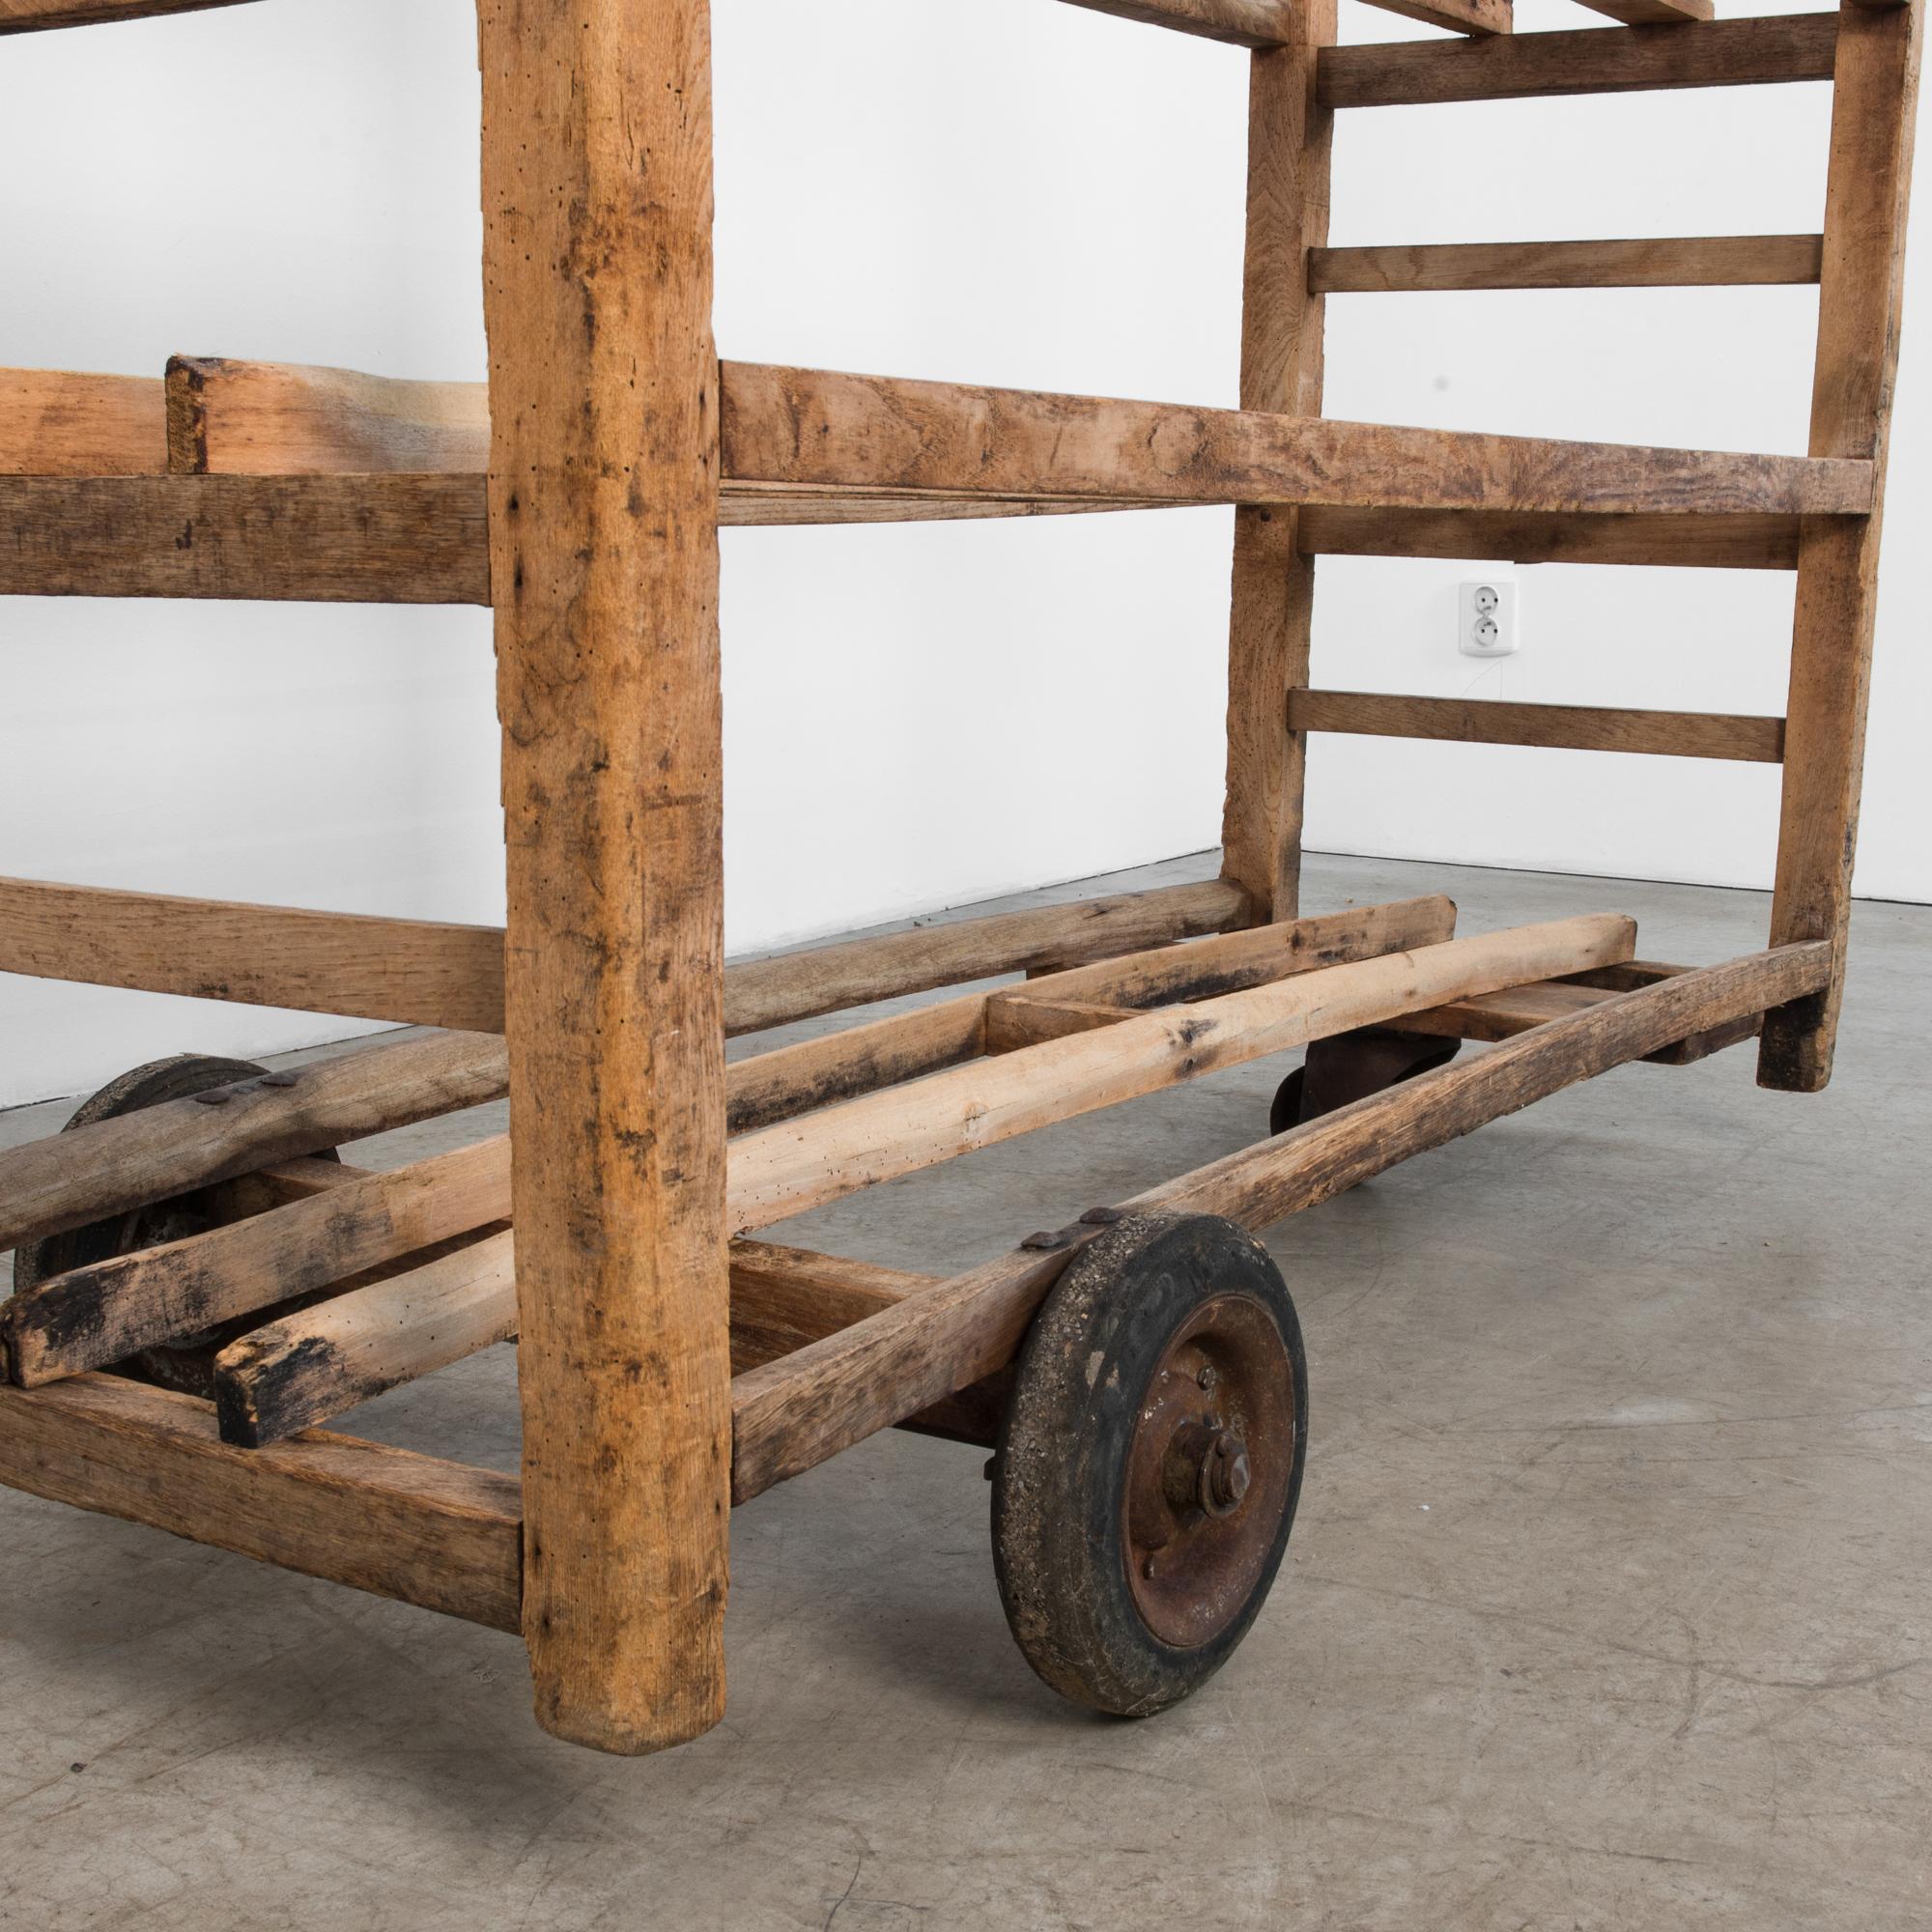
[0,0,1917,1754]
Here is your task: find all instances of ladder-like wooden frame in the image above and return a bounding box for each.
[0,0,1917,1756]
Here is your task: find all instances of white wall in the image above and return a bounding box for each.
[0,0,1925,1107]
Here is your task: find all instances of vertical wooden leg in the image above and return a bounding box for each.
[1219,6,1334,923]
[1759,0,1921,1093]
[478,0,731,1751]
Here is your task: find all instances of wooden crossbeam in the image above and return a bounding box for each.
[0,474,491,603]
[0,873,1248,1037]
[721,364,1870,518]
[0,1029,508,1257]
[1320,13,1838,110]
[1296,507,1803,570]
[1569,0,1711,24]
[0,0,255,28]
[728,940,1832,1502]
[164,357,1144,527]
[1053,0,1299,47]
[725,915,1634,1231]
[1,369,166,474]
[1310,235,1823,295]
[0,1374,520,1630]
[1354,0,1511,37]
[1289,690,1786,762]
[982,996,1137,1053]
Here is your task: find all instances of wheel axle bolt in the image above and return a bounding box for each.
[1199,1427,1251,1516]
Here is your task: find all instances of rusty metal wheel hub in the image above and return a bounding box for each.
[1122,1291,1296,1650]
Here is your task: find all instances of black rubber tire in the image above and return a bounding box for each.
[1267,1065,1307,1137]
[992,1211,1308,1718]
[14,1054,287,1294]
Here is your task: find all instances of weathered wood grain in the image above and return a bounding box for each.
[0,1374,520,1630]
[1221,0,1333,923]
[1310,235,1822,295]
[0,1030,507,1257]
[1054,0,1295,47]
[721,364,1870,517]
[1319,13,1838,109]
[729,942,1831,1502]
[1289,690,1785,762]
[0,0,255,28]
[0,876,507,1032]
[725,915,1635,1231]
[1296,506,1804,570]
[1762,0,1922,1093]
[3,1137,512,1385]
[0,474,490,603]
[480,0,732,1755]
[0,368,165,474]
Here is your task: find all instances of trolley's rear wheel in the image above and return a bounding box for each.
[12,1054,338,1390]
[1269,1024,1463,1135]
[991,1212,1307,1717]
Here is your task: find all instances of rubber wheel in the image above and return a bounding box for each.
[992,1211,1308,1717]
[1268,1028,1463,1135]
[12,1056,337,1384]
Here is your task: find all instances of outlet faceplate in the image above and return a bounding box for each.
[1460,578,1519,658]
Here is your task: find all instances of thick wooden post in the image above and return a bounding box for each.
[1759,0,1921,1092]
[477,0,731,1751]
[1219,0,1335,921]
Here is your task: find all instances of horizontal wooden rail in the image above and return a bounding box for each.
[721,363,1871,518]
[1296,506,1803,570]
[1310,235,1824,295]
[0,474,491,603]
[0,1374,520,1630]
[0,0,255,28]
[1355,0,1511,39]
[1,370,166,474]
[1319,13,1838,110]
[0,873,1248,1037]
[1289,690,1787,762]
[728,940,1833,1501]
[1571,0,1710,23]
[725,915,1634,1230]
[0,1030,509,1257]
[1052,0,1297,46]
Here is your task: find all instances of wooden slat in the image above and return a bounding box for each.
[1310,235,1822,295]
[0,0,254,27]
[1762,0,1922,1093]
[1289,690,1786,762]
[212,1229,518,1447]
[983,996,1136,1053]
[3,1137,513,1386]
[0,1030,508,1258]
[724,915,1635,1232]
[1355,0,1510,39]
[480,0,731,1756]
[1053,0,1296,47]
[160,357,1141,525]
[0,1373,519,1629]
[721,364,1871,517]
[724,877,1250,1033]
[0,370,165,474]
[724,894,1454,1134]
[0,876,507,1031]
[0,874,1245,1039]
[728,942,1832,1502]
[1221,0,1333,925]
[1402,971,1763,1065]
[1297,506,1803,570]
[1569,0,1712,25]
[211,1235,991,1450]
[0,474,491,603]
[1319,13,1838,109]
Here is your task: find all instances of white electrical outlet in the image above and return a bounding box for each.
[1460,578,1519,658]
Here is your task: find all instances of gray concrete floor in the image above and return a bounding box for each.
[2,852,1929,1931]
